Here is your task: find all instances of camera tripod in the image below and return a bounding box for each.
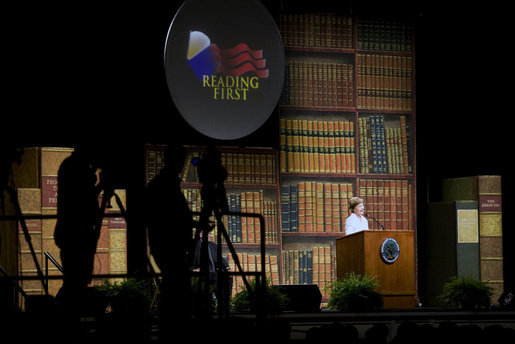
[193,145,267,319]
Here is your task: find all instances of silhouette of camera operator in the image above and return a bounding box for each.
[145,143,194,340]
[53,145,103,334]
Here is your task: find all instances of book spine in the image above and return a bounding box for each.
[280,185,291,233]
[17,188,44,296]
[235,194,242,242]
[313,246,320,289]
[324,183,333,232]
[455,200,480,279]
[298,182,306,232]
[477,175,504,302]
[305,182,314,232]
[307,249,313,284]
[107,190,128,278]
[290,185,298,232]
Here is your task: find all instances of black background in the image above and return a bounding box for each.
[6,1,513,295]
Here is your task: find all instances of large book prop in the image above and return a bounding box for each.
[442,176,504,304]
[422,201,480,306]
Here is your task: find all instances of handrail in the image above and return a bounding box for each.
[3,204,267,317]
[2,186,48,295]
[192,210,267,320]
[0,264,28,302]
[222,211,267,290]
[44,251,63,273]
[44,251,63,293]
[0,212,124,221]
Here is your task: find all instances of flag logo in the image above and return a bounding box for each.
[187,31,269,80]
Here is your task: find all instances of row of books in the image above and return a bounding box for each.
[278,13,353,50]
[357,18,413,52]
[357,178,412,231]
[183,188,279,245]
[278,14,413,53]
[223,152,277,186]
[357,54,413,92]
[281,182,354,233]
[281,245,335,298]
[181,151,277,186]
[357,54,413,111]
[227,192,278,244]
[280,62,354,108]
[145,147,165,184]
[280,119,356,174]
[358,115,412,174]
[227,253,280,297]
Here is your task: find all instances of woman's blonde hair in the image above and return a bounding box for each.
[348,197,364,212]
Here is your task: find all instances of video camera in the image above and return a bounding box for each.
[191,146,229,214]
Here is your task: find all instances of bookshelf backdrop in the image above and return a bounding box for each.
[277,13,416,300]
[145,14,416,302]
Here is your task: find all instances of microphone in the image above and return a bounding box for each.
[364,213,385,230]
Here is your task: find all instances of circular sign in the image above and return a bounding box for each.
[164,0,285,140]
[380,237,400,264]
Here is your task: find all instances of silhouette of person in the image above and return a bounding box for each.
[145,143,193,341]
[365,323,390,344]
[191,230,232,311]
[54,144,102,336]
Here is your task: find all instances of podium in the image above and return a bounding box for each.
[336,230,416,309]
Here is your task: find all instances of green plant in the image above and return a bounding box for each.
[190,275,217,315]
[439,275,493,309]
[95,278,152,342]
[231,278,288,315]
[95,278,150,314]
[327,272,383,311]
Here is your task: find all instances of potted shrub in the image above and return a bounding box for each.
[96,278,150,314]
[95,278,151,341]
[327,272,383,311]
[190,275,217,316]
[439,275,493,309]
[231,278,288,315]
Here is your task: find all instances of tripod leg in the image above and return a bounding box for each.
[9,188,48,295]
[213,209,253,297]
